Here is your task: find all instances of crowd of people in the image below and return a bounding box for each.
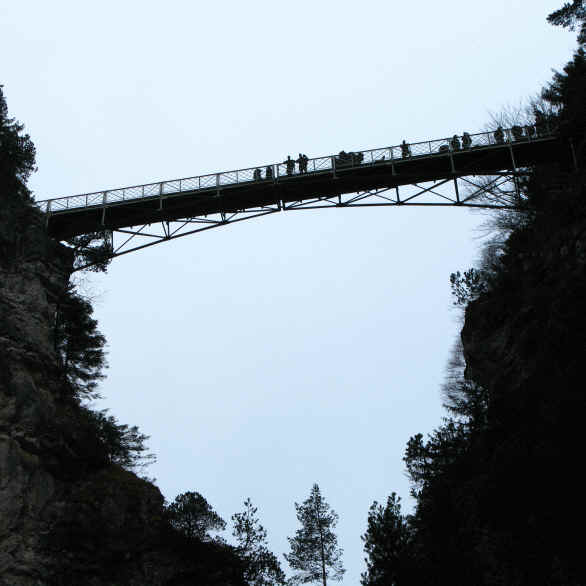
[249,124,545,181]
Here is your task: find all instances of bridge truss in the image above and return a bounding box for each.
[36,124,573,269]
[104,172,521,262]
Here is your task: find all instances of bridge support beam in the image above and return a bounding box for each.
[70,171,527,271]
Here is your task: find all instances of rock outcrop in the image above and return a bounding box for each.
[0,203,243,584]
[462,172,586,396]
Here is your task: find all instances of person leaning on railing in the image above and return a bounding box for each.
[297,153,309,173]
[284,155,295,175]
[494,127,505,144]
[511,125,525,141]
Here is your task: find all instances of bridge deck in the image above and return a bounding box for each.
[39,128,568,240]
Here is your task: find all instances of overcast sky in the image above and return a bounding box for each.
[2,1,579,583]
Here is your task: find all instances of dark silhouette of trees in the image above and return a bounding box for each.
[0,85,36,204]
[284,484,344,586]
[449,268,489,306]
[547,0,586,44]
[167,491,227,541]
[360,494,414,586]
[79,407,156,471]
[54,284,107,400]
[232,498,286,586]
[68,231,112,272]
[360,6,586,584]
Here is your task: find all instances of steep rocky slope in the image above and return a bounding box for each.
[0,205,243,584]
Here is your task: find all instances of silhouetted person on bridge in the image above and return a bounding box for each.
[284,155,295,176]
[462,132,472,149]
[450,134,461,151]
[511,125,525,141]
[297,153,308,173]
[265,165,273,180]
[253,168,262,181]
[494,126,505,144]
[401,140,411,158]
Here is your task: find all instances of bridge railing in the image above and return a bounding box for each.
[39,124,554,214]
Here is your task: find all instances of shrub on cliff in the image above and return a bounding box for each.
[54,283,107,400]
[0,85,36,205]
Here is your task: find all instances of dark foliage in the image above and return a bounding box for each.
[0,85,45,264]
[541,48,586,154]
[232,498,286,585]
[285,484,344,585]
[449,268,489,306]
[67,231,112,272]
[361,8,586,584]
[79,406,156,471]
[0,85,36,203]
[54,284,107,400]
[166,491,227,542]
[361,494,414,586]
[547,0,586,45]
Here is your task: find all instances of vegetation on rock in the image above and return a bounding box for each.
[361,6,586,584]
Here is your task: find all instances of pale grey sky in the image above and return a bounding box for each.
[1,1,578,583]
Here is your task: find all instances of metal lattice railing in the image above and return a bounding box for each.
[38,124,554,214]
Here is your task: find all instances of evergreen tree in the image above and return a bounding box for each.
[232,498,286,586]
[541,47,586,158]
[68,231,113,272]
[167,491,227,541]
[361,494,414,586]
[0,85,36,204]
[284,484,344,586]
[54,284,107,400]
[547,0,586,45]
[80,407,156,471]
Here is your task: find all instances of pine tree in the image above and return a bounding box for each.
[284,484,345,586]
[0,85,36,204]
[54,284,107,400]
[80,407,156,471]
[361,494,414,586]
[547,1,586,45]
[167,491,226,541]
[232,498,286,585]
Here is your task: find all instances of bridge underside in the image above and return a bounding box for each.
[90,172,520,262]
[46,137,567,240]
[41,134,576,268]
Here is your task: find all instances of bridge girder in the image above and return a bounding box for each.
[76,171,523,270]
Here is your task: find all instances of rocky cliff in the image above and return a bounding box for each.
[457,168,586,583]
[0,203,243,585]
[462,170,586,395]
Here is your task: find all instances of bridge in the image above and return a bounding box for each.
[38,125,572,263]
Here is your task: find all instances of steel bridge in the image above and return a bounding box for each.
[38,125,573,262]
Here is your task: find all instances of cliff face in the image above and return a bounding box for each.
[0,203,72,584]
[462,174,586,396]
[458,171,586,583]
[0,205,243,585]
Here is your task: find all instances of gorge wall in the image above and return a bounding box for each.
[0,202,243,585]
